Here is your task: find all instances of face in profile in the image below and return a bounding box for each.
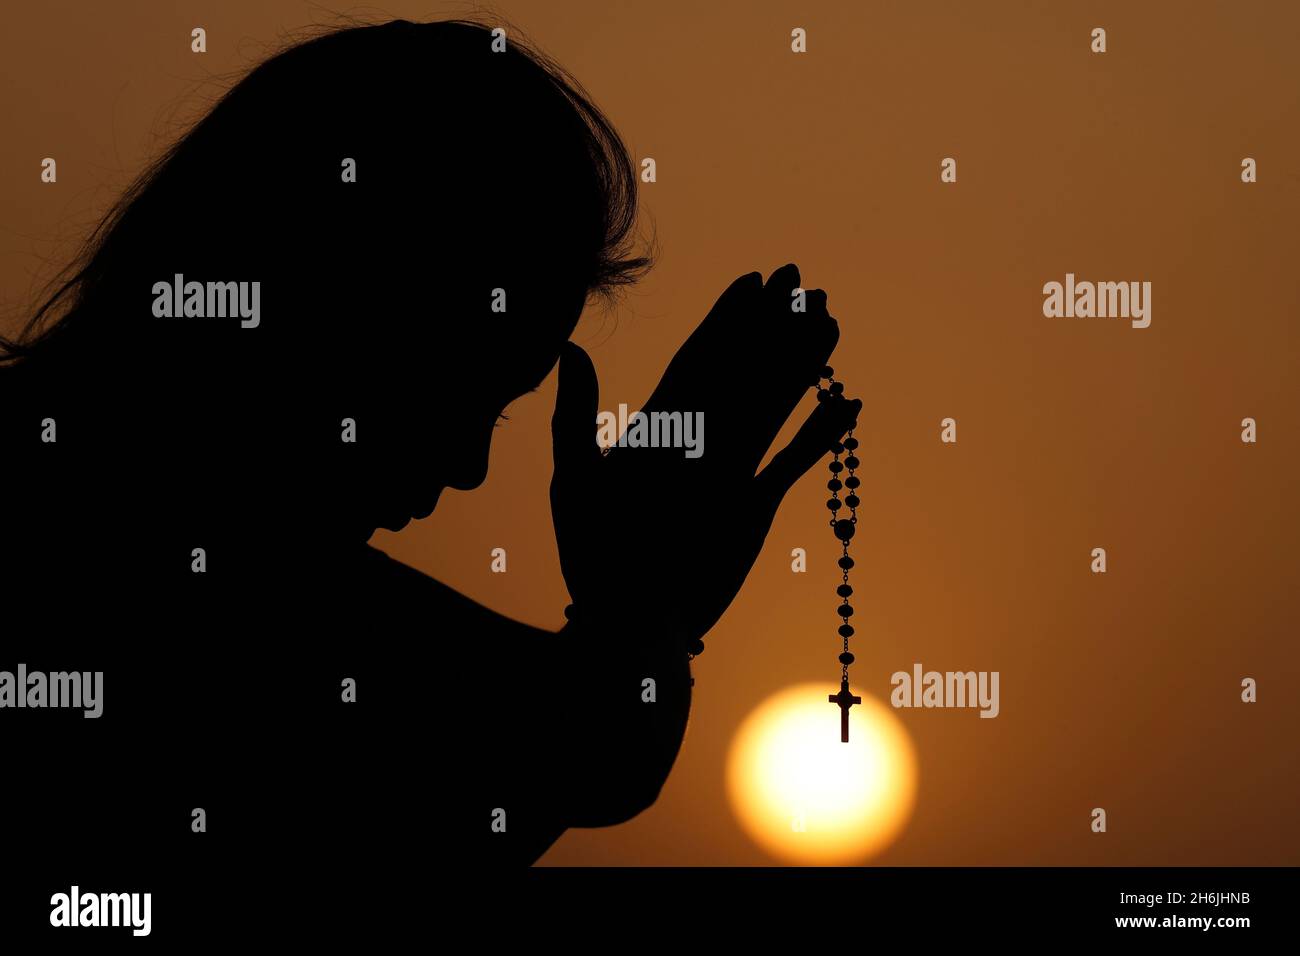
[4,20,647,552]
[352,269,589,537]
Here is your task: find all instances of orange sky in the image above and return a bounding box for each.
[2,0,1297,865]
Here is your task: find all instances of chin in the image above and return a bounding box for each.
[377,515,412,533]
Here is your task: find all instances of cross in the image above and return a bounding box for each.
[828,679,861,743]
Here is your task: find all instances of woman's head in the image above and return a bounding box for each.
[3,19,649,542]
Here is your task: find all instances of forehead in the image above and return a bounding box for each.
[497,282,587,384]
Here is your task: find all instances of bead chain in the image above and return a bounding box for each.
[818,368,859,685]
[817,365,864,741]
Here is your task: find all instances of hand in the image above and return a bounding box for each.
[551,264,861,643]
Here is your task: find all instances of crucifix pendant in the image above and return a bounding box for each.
[829,678,861,743]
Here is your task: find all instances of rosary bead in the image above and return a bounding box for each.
[814,370,864,742]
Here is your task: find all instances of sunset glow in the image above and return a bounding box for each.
[727,683,918,864]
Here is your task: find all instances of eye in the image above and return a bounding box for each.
[494,412,510,428]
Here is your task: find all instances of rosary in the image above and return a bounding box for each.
[818,366,862,743]
[680,365,861,743]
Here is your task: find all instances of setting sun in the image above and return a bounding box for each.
[726,683,918,864]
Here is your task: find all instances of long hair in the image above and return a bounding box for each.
[0,18,655,567]
[0,18,652,372]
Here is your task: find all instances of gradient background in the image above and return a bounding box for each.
[2,1,1297,865]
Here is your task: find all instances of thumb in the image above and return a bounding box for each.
[755,397,862,510]
[551,341,601,475]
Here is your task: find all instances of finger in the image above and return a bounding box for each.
[551,341,601,474]
[764,262,800,296]
[763,262,802,317]
[745,304,839,444]
[802,287,829,319]
[697,270,763,326]
[641,270,762,411]
[754,397,862,509]
[694,270,763,336]
[797,304,839,381]
[724,269,764,301]
[766,270,835,388]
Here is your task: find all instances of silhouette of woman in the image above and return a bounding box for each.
[0,18,859,881]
